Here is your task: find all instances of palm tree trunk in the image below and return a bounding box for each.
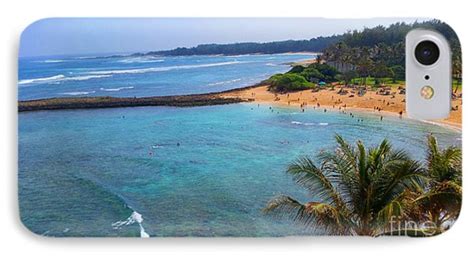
[454,78,460,93]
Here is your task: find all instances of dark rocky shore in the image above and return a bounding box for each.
[18,92,251,112]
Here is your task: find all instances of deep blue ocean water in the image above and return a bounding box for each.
[18,103,461,237]
[18,53,315,100]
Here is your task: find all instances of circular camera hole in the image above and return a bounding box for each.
[415,41,440,66]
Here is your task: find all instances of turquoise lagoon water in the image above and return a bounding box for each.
[18,103,461,237]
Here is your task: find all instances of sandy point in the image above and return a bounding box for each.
[220,85,462,129]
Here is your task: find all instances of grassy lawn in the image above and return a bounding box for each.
[344,77,462,92]
[348,77,404,88]
[452,81,462,92]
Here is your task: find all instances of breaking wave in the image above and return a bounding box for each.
[208,78,242,86]
[117,57,165,64]
[19,75,66,85]
[42,59,66,63]
[19,74,112,86]
[87,61,246,76]
[100,86,134,92]
[60,91,96,96]
[112,211,150,238]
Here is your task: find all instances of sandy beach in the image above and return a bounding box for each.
[220,84,462,129]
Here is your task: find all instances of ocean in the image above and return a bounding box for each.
[18,53,315,100]
[18,53,461,237]
[18,103,461,237]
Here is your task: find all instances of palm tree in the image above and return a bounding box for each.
[355,47,373,86]
[408,135,462,234]
[452,49,462,94]
[264,135,424,236]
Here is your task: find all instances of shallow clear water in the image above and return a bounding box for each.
[18,103,461,237]
[18,54,314,100]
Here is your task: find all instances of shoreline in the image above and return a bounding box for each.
[18,84,461,130]
[218,85,462,130]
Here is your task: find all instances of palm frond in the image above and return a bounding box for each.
[286,157,348,212]
[264,195,351,235]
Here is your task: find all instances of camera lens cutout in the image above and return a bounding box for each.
[415,40,440,66]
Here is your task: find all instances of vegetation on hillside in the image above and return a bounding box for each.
[264,135,462,236]
[143,36,341,56]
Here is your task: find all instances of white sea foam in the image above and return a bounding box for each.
[63,75,112,81]
[43,59,65,63]
[60,91,96,96]
[20,61,246,86]
[19,74,111,86]
[88,61,245,76]
[208,78,242,86]
[32,59,66,63]
[19,75,66,85]
[100,86,134,92]
[117,57,165,64]
[291,121,315,126]
[319,122,329,126]
[112,211,150,238]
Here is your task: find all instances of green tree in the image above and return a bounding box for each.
[341,70,359,86]
[408,135,462,235]
[264,135,424,236]
[390,65,405,82]
[371,63,394,85]
[307,63,340,82]
[288,65,305,74]
[355,48,374,86]
[452,45,462,93]
[301,68,325,83]
[268,73,314,92]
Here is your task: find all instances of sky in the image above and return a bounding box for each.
[19,18,426,57]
